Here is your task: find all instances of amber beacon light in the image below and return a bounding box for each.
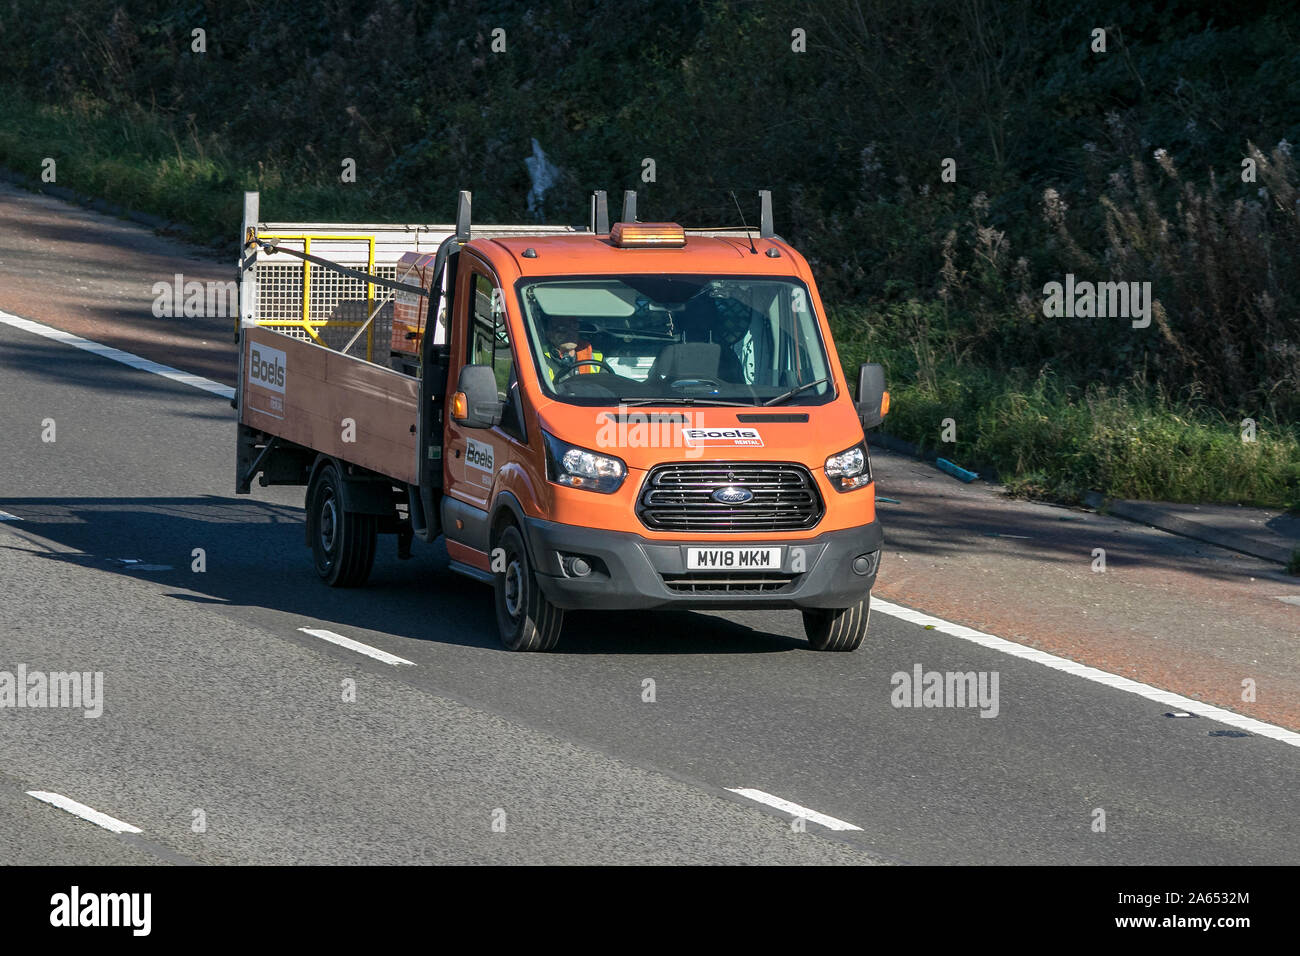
[609,222,687,248]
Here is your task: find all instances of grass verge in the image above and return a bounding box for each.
[0,86,394,246]
[832,307,1300,508]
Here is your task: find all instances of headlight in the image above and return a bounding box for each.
[824,441,871,491]
[543,431,627,493]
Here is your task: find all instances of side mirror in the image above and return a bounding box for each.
[855,362,889,428]
[451,364,503,429]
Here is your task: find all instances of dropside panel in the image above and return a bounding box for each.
[240,326,419,485]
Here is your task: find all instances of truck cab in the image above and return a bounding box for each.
[439,218,886,651]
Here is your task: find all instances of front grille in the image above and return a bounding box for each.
[661,572,799,594]
[637,462,823,532]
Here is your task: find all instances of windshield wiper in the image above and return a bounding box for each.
[763,377,830,406]
[616,396,754,407]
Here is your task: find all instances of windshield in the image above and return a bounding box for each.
[517,275,834,406]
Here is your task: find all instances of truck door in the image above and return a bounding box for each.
[444,258,527,540]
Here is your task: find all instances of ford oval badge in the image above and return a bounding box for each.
[711,486,753,504]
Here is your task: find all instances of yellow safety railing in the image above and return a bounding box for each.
[252,234,378,361]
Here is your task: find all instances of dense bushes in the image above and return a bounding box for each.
[0,0,1296,502]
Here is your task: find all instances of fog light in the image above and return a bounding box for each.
[852,553,878,575]
[562,555,592,577]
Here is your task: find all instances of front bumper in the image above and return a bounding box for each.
[523,517,883,611]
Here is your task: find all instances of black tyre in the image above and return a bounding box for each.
[308,464,376,587]
[802,594,871,651]
[493,524,564,651]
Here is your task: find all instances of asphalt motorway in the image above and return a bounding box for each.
[0,319,1296,865]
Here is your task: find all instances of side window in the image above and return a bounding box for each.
[469,271,525,441]
[470,274,506,386]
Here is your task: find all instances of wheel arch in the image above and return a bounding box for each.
[489,491,528,551]
[304,455,398,546]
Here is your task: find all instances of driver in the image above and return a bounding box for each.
[542,315,603,382]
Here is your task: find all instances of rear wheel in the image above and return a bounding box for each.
[493,524,564,651]
[308,464,376,587]
[802,594,871,651]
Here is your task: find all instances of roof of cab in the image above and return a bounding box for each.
[474,234,807,278]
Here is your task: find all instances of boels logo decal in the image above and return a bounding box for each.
[247,341,287,418]
[465,437,495,472]
[682,427,764,448]
[248,344,286,392]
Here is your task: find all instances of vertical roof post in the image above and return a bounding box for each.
[591,190,609,233]
[759,190,774,238]
[239,191,260,329]
[456,190,472,238]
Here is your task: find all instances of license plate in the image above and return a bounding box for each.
[685,547,783,571]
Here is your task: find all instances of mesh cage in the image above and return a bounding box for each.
[254,262,398,360]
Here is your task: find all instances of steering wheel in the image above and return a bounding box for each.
[554,358,617,383]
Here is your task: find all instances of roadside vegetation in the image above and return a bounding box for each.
[835,313,1300,506]
[0,0,1296,507]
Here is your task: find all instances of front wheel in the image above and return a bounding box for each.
[493,525,564,651]
[802,594,871,651]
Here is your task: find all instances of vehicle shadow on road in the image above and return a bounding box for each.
[0,495,800,654]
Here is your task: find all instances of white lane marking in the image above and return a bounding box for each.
[0,510,20,521]
[0,309,235,400]
[726,788,863,831]
[298,627,416,667]
[1274,596,1300,607]
[26,791,143,834]
[112,558,172,571]
[871,598,1300,749]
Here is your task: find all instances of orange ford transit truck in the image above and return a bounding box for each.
[235,190,888,651]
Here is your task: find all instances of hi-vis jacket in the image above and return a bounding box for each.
[543,343,602,382]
